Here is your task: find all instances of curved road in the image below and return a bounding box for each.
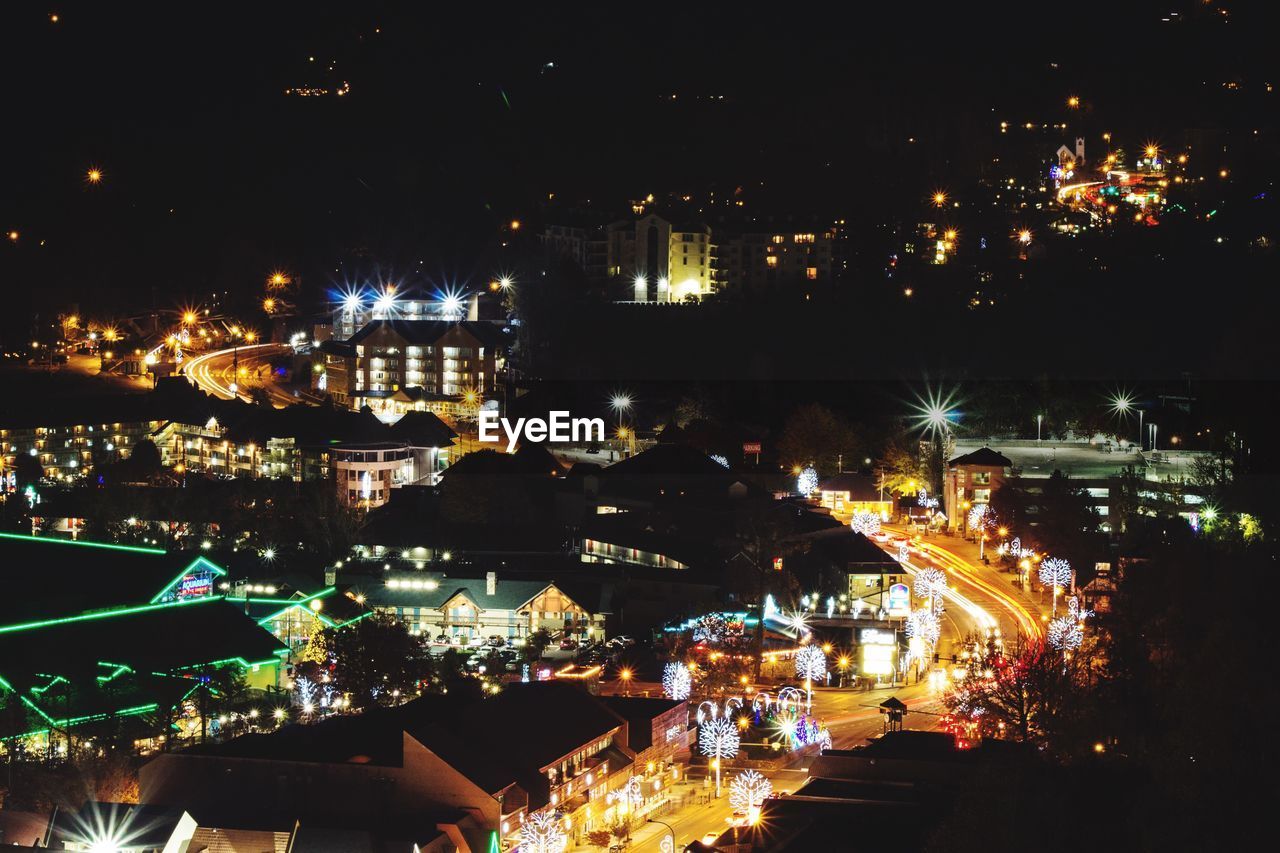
[183,343,299,406]
[889,529,1045,640]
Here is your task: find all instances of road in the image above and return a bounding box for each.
[886,526,1046,639]
[182,343,299,406]
[587,680,946,853]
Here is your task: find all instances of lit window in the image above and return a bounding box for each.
[806,267,818,280]
[766,256,778,268]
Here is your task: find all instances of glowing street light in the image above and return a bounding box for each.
[498,276,513,290]
[609,392,633,417]
[182,311,197,325]
[909,387,960,437]
[1067,95,1080,108]
[1017,229,1033,245]
[268,270,290,288]
[86,167,103,185]
[439,289,465,318]
[263,298,276,313]
[374,288,397,315]
[932,190,947,207]
[619,666,633,697]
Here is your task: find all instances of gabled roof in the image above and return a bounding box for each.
[604,444,730,478]
[949,447,1012,467]
[787,527,900,570]
[388,411,458,449]
[364,577,607,616]
[0,598,287,688]
[185,683,629,807]
[346,319,507,350]
[816,472,882,501]
[0,533,228,624]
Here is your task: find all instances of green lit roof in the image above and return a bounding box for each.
[0,532,228,624]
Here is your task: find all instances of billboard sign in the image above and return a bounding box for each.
[886,582,910,617]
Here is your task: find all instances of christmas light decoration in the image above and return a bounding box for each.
[1039,558,1072,588]
[698,716,741,796]
[795,645,826,713]
[710,454,730,469]
[1039,558,1073,617]
[850,510,882,536]
[966,503,987,530]
[776,687,805,713]
[897,542,910,563]
[913,567,948,603]
[796,466,819,497]
[662,662,692,701]
[1046,616,1083,651]
[905,609,940,646]
[729,770,773,811]
[1049,597,1093,650]
[794,645,827,682]
[519,811,567,853]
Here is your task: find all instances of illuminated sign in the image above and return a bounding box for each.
[860,628,895,646]
[772,557,784,572]
[886,583,910,617]
[860,643,896,676]
[176,571,214,600]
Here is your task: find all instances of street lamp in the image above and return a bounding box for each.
[619,667,633,697]
[1036,414,1042,442]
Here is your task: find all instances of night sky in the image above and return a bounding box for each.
[2,3,1277,343]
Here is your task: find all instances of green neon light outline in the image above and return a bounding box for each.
[0,531,166,555]
[148,556,229,604]
[0,594,217,636]
[29,674,70,696]
[254,587,336,626]
[1,702,161,742]
[96,662,135,684]
[172,654,286,673]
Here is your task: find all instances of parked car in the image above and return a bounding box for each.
[486,635,507,647]
[434,634,450,645]
[559,638,579,651]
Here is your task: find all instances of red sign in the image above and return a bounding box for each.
[743,442,762,454]
[772,557,784,572]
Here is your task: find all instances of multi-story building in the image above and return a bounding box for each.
[544,214,723,302]
[719,228,838,291]
[359,571,610,643]
[944,447,1011,530]
[544,215,843,299]
[317,319,506,420]
[330,285,482,341]
[140,683,688,851]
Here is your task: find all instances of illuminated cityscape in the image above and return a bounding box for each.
[0,4,1276,852]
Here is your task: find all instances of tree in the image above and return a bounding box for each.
[990,471,1102,581]
[586,829,613,850]
[875,429,927,495]
[944,634,1084,747]
[317,614,428,709]
[12,452,43,490]
[775,403,859,477]
[609,818,633,845]
[128,439,163,475]
[524,628,552,662]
